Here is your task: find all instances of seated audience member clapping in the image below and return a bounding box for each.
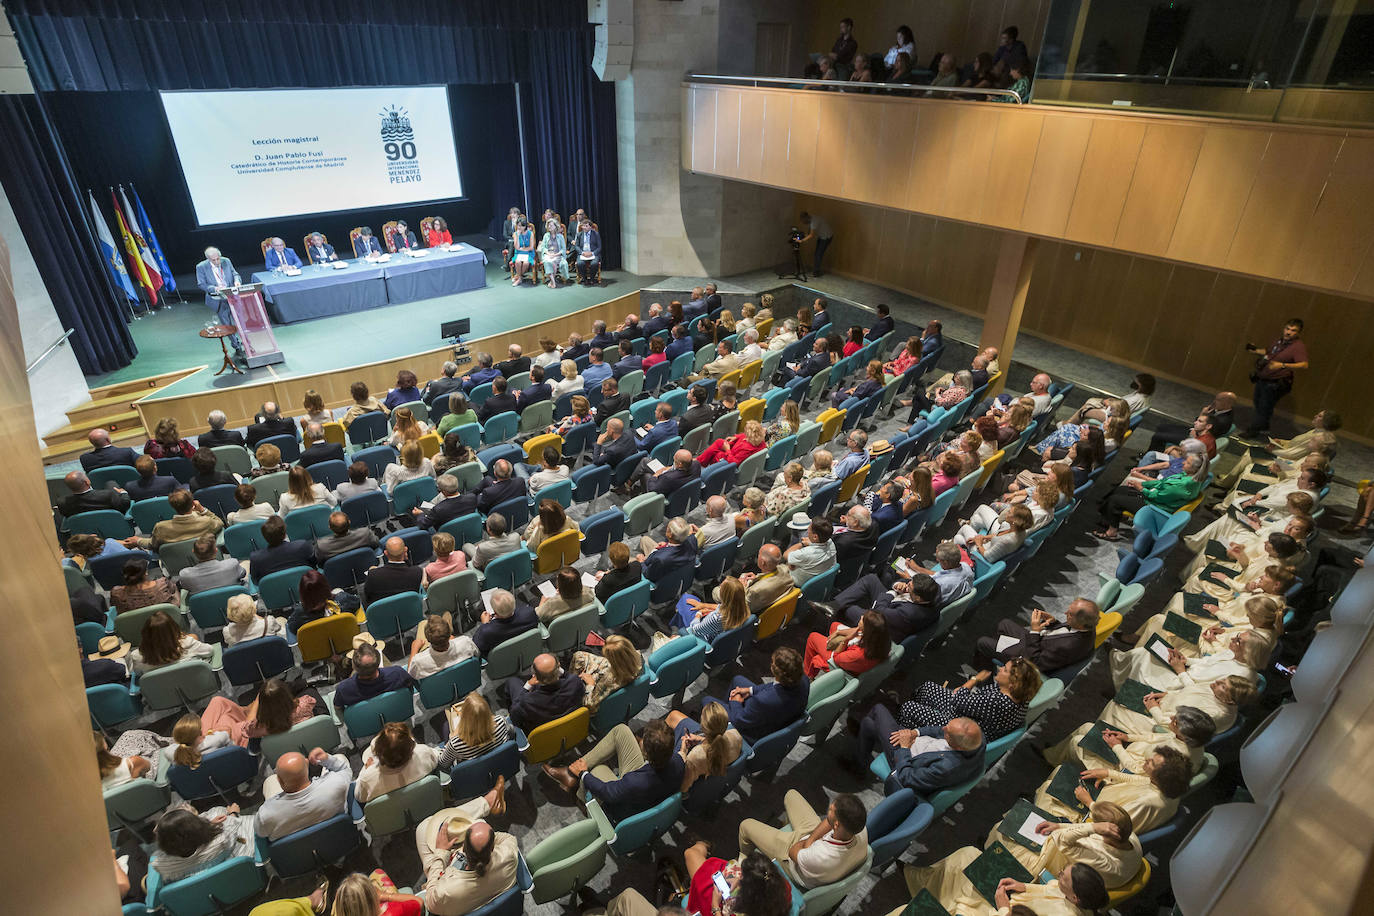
[464,513,523,571]
[253,747,351,841]
[542,719,683,823]
[472,588,539,656]
[333,639,415,712]
[315,510,380,563]
[737,791,869,890]
[571,634,645,713]
[973,598,1100,672]
[382,441,436,493]
[277,465,337,516]
[857,710,985,793]
[333,460,382,501]
[222,592,284,646]
[422,532,467,587]
[355,721,438,804]
[898,658,1042,741]
[697,418,767,467]
[536,565,595,623]
[507,652,585,732]
[128,610,215,675]
[439,693,514,767]
[407,614,478,679]
[804,609,892,678]
[112,555,179,614]
[149,805,257,886]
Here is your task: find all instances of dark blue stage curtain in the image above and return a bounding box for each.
[0,94,138,374]
[8,0,620,267]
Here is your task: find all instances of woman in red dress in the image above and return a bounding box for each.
[143,417,196,459]
[803,609,891,678]
[697,420,767,467]
[425,217,453,247]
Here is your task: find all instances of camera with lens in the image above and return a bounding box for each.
[787,227,803,250]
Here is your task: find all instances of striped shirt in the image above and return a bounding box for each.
[437,714,513,769]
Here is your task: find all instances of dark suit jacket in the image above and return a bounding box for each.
[677,404,715,437]
[476,393,519,424]
[423,376,464,406]
[615,324,644,342]
[474,476,526,515]
[306,243,337,263]
[588,332,618,351]
[246,417,298,448]
[592,434,638,467]
[1001,622,1096,673]
[83,656,130,688]
[562,342,591,362]
[189,470,238,493]
[59,487,131,519]
[516,383,552,411]
[354,235,384,257]
[71,585,108,625]
[612,356,643,379]
[665,337,694,361]
[595,562,643,603]
[124,475,183,501]
[641,540,698,583]
[416,494,471,530]
[729,677,810,743]
[472,603,539,655]
[872,502,905,532]
[298,443,346,467]
[970,368,991,390]
[647,462,701,496]
[866,316,895,340]
[363,562,424,606]
[584,754,685,823]
[80,445,139,472]
[888,726,985,796]
[597,392,632,419]
[573,229,602,262]
[637,420,679,454]
[683,298,707,319]
[873,599,938,645]
[795,351,831,379]
[703,293,723,315]
[496,356,532,378]
[642,314,673,337]
[332,666,415,710]
[248,541,316,583]
[509,672,585,731]
[197,429,246,448]
[833,525,879,568]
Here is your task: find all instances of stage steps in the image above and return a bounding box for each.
[41,367,201,466]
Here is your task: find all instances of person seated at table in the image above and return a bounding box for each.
[572,218,601,284]
[263,237,302,271]
[509,217,536,286]
[353,226,384,257]
[389,220,419,251]
[425,216,452,247]
[304,232,337,263]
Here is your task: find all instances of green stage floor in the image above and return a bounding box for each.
[90,244,663,399]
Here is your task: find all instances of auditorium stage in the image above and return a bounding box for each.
[89,240,665,399]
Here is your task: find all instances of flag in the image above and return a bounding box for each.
[112,189,159,305]
[131,187,176,292]
[88,191,139,302]
[118,186,164,301]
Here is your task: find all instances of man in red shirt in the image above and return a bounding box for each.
[1243,318,1309,437]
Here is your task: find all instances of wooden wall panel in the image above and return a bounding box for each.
[982,109,1044,227]
[1020,114,1092,238]
[869,104,917,204]
[713,88,742,177]
[760,93,792,182]
[1104,257,1174,366]
[1165,126,1269,267]
[811,95,849,198]
[905,103,961,216]
[1113,122,1206,257]
[690,87,717,174]
[1064,119,1146,244]
[942,105,999,222]
[1289,135,1374,292]
[1180,273,1268,391]
[737,90,767,184]
[874,208,911,291]
[784,93,820,189]
[1226,130,1343,278]
[1142,266,1218,372]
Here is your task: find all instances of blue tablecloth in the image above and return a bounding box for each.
[250,244,486,323]
[252,262,389,323]
[382,243,487,304]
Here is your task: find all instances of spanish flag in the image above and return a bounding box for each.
[112,189,159,305]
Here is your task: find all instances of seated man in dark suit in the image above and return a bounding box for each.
[561,332,590,363]
[246,402,298,448]
[472,460,526,515]
[610,339,643,380]
[247,515,316,584]
[682,286,707,320]
[187,448,238,493]
[495,344,531,378]
[865,303,894,341]
[635,402,679,454]
[542,719,683,823]
[514,365,552,414]
[507,652,585,732]
[614,313,643,342]
[870,481,907,532]
[124,455,183,502]
[197,411,247,448]
[475,377,518,424]
[315,510,381,562]
[704,646,809,744]
[832,505,879,568]
[644,448,700,497]
[472,588,539,656]
[702,282,722,316]
[362,537,424,608]
[592,418,638,468]
[664,324,694,362]
[587,319,617,352]
[572,219,602,284]
[819,572,939,646]
[332,641,415,711]
[79,428,138,473]
[676,385,715,438]
[353,226,384,258]
[774,336,832,386]
[858,712,985,796]
[297,423,345,468]
[972,598,1100,674]
[461,352,502,393]
[305,232,338,263]
[58,470,131,520]
[421,361,464,407]
[412,474,473,530]
[263,237,303,271]
[595,378,631,421]
[641,302,671,337]
[637,517,698,585]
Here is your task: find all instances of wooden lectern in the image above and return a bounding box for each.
[222,283,284,368]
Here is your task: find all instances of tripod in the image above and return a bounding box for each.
[778,244,807,281]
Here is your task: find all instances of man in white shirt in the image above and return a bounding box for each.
[737,328,763,364]
[784,517,838,586]
[408,614,479,679]
[798,211,835,277]
[254,748,351,841]
[768,318,799,352]
[738,791,868,887]
[693,495,736,548]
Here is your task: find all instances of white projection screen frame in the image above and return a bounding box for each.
[159,86,465,227]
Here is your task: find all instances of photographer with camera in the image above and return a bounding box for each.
[797,211,834,277]
[1242,318,1308,439]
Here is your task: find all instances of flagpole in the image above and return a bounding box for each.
[88,186,140,322]
[129,181,185,304]
[110,184,152,317]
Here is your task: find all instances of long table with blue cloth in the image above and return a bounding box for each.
[250,243,487,323]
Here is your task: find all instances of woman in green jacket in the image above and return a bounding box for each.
[1094,452,1206,540]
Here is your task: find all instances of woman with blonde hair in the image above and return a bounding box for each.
[278,465,337,516]
[386,407,429,448]
[733,486,767,535]
[765,462,810,517]
[302,389,331,425]
[667,700,744,792]
[160,712,232,772]
[422,532,466,586]
[900,657,1042,740]
[328,871,424,916]
[756,292,774,320]
[735,302,758,332]
[523,498,579,551]
[223,592,285,646]
[250,442,287,477]
[765,399,801,446]
[552,359,583,397]
[129,610,215,674]
[438,692,514,767]
[572,634,645,712]
[696,419,767,466]
[381,440,435,492]
[144,417,196,459]
[668,576,751,647]
[716,309,736,333]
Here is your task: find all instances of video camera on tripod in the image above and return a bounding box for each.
[779,226,807,281]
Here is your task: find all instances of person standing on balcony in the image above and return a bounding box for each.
[831,18,857,79]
